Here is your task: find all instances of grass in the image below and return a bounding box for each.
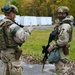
[68,28,75,60]
[20,28,75,62]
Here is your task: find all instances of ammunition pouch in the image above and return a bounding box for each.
[15,48,22,60]
[6,46,22,60]
[63,44,70,55]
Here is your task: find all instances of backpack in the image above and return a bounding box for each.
[0,20,7,50]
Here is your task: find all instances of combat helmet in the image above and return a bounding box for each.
[56,6,69,15]
[1,5,18,15]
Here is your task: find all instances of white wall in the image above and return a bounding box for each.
[0,15,5,20]
[37,17,52,25]
[20,16,37,26]
[0,14,52,26]
[15,15,21,24]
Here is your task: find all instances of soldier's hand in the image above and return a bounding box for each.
[47,46,52,52]
[28,25,34,32]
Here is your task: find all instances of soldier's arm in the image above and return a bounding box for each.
[50,23,71,49]
[8,24,33,44]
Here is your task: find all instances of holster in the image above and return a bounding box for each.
[63,44,70,55]
[15,48,22,60]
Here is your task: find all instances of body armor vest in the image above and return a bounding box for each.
[54,21,73,42]
[0,19,18,50]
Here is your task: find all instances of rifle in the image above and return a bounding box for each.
[42,30,56,71]
[42,45,49,71]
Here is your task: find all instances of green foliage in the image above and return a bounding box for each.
[11,0,21,15]
[0,0,5,14]
[1,0,75,17]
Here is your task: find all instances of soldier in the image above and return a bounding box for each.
[47,6,74,74]
[0,5,33,75]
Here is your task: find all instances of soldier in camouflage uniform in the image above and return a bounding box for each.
[47,6,74,75]
[0,5,33,75]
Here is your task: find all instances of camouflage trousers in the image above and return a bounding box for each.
[55,60,75,75]
[55,61,65,75]
[1,48,23,75]
[55,60,70,75]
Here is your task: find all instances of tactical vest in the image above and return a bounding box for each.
[0,19,18,50]
[54,21,73,42]
[0,20,6,49]
[62,21,73,42]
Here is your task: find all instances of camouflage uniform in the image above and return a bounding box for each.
[49,6,74,74]
[0,5,33,75]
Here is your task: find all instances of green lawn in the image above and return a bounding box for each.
[21,28,75,62]
[68,28,75,60]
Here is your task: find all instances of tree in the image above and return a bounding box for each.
[6,0,75,18]
[0,0,5,14]
[11,0,22,15]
